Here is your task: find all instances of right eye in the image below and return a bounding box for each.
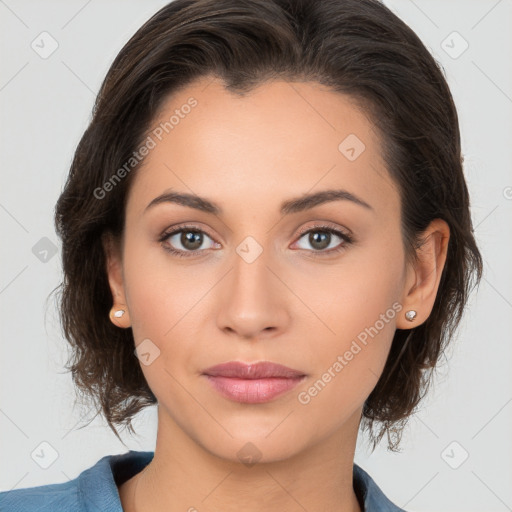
[159,225,220,258]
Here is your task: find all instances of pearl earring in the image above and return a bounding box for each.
[405,310,417,322]
[109,305,130,329]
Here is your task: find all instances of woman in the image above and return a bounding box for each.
[0,0,482,510]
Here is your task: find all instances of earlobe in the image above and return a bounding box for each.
[108,303,132,329]
[397,219,450,329]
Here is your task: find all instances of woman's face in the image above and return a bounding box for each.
[106,76,417,462]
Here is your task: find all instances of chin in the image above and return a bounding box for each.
[202,430,309,466]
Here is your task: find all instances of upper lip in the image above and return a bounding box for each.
[202,361,306,379]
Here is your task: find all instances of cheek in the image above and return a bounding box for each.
[323,227,405,334]
[297,237,404,412]
[121,238,212,387]
[122,236,206,337]
[296,309,397,423]
[304,246,403,356]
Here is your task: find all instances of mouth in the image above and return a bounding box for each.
[201,361,307,404]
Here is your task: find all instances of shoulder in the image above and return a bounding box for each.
[353,463,408,512]
[0,450,154,512]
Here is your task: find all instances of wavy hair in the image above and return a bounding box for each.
[52,0,483,450]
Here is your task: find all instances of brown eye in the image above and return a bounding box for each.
[294,226,354,256]
[177,230,204,251]
[159,226,219,257]
[306,231,331,250]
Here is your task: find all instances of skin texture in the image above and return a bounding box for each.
[104,76,450,512]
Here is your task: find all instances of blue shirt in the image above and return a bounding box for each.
[0,450,406,511]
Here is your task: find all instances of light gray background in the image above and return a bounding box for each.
[1,1,511,511]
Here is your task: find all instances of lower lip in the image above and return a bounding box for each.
[203,375,306,403]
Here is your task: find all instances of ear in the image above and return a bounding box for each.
[102,231,131,328]
[397,218,450,329]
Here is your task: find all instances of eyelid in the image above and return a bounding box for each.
[159,222,217,241]
[294,221,353,239]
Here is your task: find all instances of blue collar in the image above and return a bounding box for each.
[0,450,406,511]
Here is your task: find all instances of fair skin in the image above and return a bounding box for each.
[104,76,450,512]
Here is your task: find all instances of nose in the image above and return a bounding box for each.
[215,244,290,340]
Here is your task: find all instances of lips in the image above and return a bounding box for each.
[202,361,307,404]
[202,361,306,379]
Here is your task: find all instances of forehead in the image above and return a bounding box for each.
[127,76,399,220]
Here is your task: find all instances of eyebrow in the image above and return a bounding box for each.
[144,188,374,216]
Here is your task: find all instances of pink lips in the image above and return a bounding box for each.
[202,361,307,403]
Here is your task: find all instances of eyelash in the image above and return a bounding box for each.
[158,223,354,259]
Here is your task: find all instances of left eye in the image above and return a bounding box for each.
[294,227,352,253]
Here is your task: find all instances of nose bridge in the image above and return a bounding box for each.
[211,207,292,340]
[230,233,274,301]
[214,230,289,337]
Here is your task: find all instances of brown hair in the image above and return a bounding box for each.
[52,0,483,451]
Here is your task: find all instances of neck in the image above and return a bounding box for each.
[120,406,363,512]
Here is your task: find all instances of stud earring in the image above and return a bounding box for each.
[109,304,130,328]
[405,310,417,322]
